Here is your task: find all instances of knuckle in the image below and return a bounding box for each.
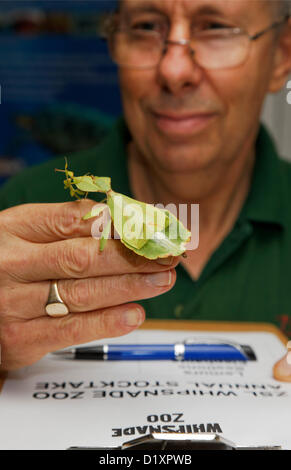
[59,239,92,277]
[96,307,127,336]
[0,233,12,275]
[50,202,85,238]
[68,279,93,310]
[97,276,114,298]
[0,237,29,283]
[116,273,136,295]
[95,308,109,334]
[0,205,20,231]
[59,315,84,344]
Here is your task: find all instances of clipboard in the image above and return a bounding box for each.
[0,320,289,450]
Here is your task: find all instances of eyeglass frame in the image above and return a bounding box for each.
[99,13,290,69]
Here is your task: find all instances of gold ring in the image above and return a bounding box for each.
[45,280,69,318]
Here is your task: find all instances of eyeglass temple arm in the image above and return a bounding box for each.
[250,15,290,41]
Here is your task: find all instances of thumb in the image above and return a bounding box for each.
[273,341,291,382]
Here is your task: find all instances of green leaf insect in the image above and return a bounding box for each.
[55,158,111,199]
[56,160,191,259]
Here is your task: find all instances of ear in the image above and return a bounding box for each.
[268,18,291,93]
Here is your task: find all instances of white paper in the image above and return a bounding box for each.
[0,329,290,450]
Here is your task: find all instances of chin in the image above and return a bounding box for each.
[150,144,217,174]
[145,125,220,170]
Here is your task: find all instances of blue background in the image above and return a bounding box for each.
[0,0,121,185]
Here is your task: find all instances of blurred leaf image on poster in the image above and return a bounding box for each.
[0,0,120,186]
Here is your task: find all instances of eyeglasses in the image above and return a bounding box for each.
[101,14,289,70]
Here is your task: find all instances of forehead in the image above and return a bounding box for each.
[121,0,272,18]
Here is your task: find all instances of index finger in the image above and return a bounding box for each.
[0,199,99,243]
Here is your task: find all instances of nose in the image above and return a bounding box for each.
[157,40,204,95]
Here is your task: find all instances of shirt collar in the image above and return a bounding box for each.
[239,124,286,229]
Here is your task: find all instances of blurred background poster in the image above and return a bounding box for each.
[0,0,119,186]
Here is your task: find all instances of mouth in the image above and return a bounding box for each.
[152,111,217,137]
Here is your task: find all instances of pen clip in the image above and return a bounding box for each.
[182,337,251,360]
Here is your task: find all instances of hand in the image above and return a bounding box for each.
[0,200,178,370]
[273,341,291,382]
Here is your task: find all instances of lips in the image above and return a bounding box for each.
[152,111,217,137]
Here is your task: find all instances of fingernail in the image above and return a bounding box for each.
[123,308,144,327]
[156,257,174,266]
[145,271,172,287]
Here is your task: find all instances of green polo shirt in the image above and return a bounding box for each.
[1,117,291,337]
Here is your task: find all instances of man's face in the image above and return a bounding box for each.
[117,0,281,176]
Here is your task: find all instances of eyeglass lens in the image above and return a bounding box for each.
[110,29,250,70]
